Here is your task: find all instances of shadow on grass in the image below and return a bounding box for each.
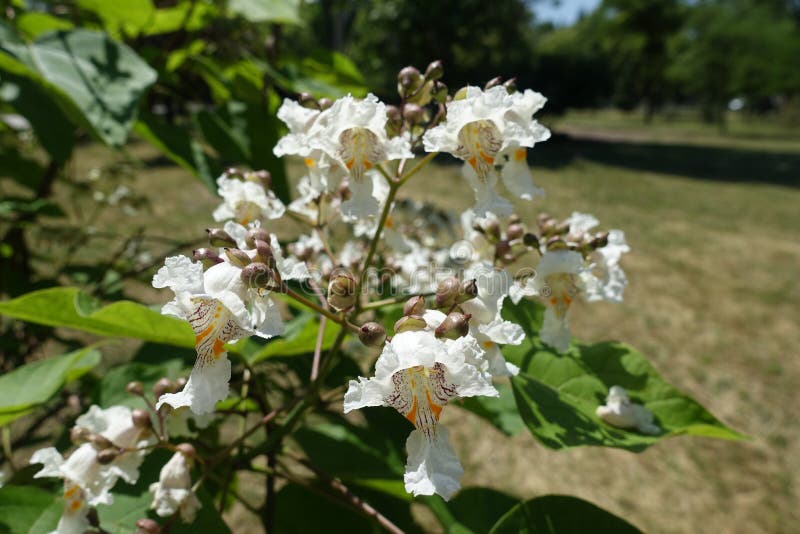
[534,132,800,187]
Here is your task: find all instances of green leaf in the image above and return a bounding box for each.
[134,111,219,190]
[458,383,525,436]
[77,0,155,39]
[0,347,101,426]
[503,299,745,451]
[0,146,45,191]
[0,287,194,348]
[245,313,338,364]
[15,13,73,40]
[422,488,519,534]
[0,485,61,534]
[488,494,642,534]
[95,358,186,409]
[229,0,301,25]
[0,197,65,219]
[145,1,218,35]
[195,109,251,164]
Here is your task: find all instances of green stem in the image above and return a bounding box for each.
[284,287,360,333]
[399,152,438,185]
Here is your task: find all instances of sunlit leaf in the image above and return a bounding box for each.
[245,313,339,364]
[229,0,301,25]
[458,383,525,436]
[0,485,60,534]
[0,287,194,347]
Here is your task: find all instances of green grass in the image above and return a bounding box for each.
[7,110,800,533]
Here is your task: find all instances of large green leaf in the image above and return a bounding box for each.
[15,12,74,40]
[0,485,61,534]
[0,287,194,347]
[0,25,157,147]
[95,358,187,409]
[423,488,519,534]
[458,383,525,437]
[0,347,101,426]
[229,0,301,25]
[502,299,745,451]
[244,313,339,364]
[488,494,642,534]
[145,1,218,35]
[77,0,155,39]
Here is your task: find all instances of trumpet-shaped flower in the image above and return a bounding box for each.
[344,328,497,500]
[212,175,285,225]
[30,405,155,510]
[596,386,660,435]
[150,451,201,522]
[423,86,550,216]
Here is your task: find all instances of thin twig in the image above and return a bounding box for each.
[308,279,329,381]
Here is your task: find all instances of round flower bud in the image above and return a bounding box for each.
[176,377,188,389]
[224,248,251,268]
[96,448,119,465]
[223,167,244,180]
[177,443,196,458]
[394,315,427,333]
[397,66,422,91]
[70,426,91,444]
[386,105,402,121]
[298,92,319,110]
[402,103,424,124]
[206,228,237,248]
[135,518,161,534]
[539,218,558,237]
[424,60,444,81]
[485,76,503,89]
[193,248,222,267]
[328,272,357,311]
[131,409,151,429]
[125,381,144,396]
[506,223,525,240]
[318,97,333,110]
[435,312,472,340]
[254,239,274,266]
[435,277,461,309]
[153,377,177,398]
[508,213,521,224]
[249,169,272,190]
[546,236,568,251]
[592,231,610,249]
[245,228,270,248]
[523,233,540,248]
[358,322,387,347]
[483,218,501,241]
[403,295,426,316]
[240,262,272,289]
[495,240,513,262]
[503,77,517,93]
[457,279,478,304]
[90,434,114,450]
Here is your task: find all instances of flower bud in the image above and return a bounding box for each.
[90,434,114,450]
[592,231,610,249]
[483,218,501,240]
[453,86,470,100]
[176,377,188,389]
[153,377,177,398]
[318,97,333,110]
[177,443,196,458]
[125,381,144,396]
[523,233,540,248]
[546,236,568,251]
[223,167,244,180]
[435,277,461,308]
[328,272,357,311]
[254,239,274,265]
[298,92,319,110]
[485,76,503,89]
[394,315,427,333]
[508,213,521,224]
[135,518,161,534]
[96,448,119,465]
[359,322,387,347]
[435,312,471,339]
[71,426,91,444]
[424,60,444,81]
[506,223,524,240]
[495,240,513,262]
[503,77,517,93]
[206,228,236,248]
[245,227,270,248]
[249,169,272,190]
[402,103,424,124]
[539,217,558,236]
[386,105,403,134]
[224,248,251,268]
[397,66,422,94]
[457,279,478,304]
[131,409,152,429]
[241,262,272,289]
[193,248,222,267]
[403,295,426,316]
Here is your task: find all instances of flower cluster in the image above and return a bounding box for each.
[29,63,639,526]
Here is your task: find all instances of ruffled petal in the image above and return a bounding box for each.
[403,427,463,501]
[156,354,232,415]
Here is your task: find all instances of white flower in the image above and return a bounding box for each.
[273,98,323,159]
[423,86,550,216]
[53,482,91,534]
[344,328,497,500]
[166,407,213,438]
[531,250,592,353]
[341,170,392,223]
[585,229,630,303]
[212,175,285,225]
[30,406,155,508]
[596,386,660,435]
[150,451,201,522]
[309,94,412,218]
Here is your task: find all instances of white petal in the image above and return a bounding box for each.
[500,157,544,200]
[251,296,285,339]
[440,337,498,398]
[152,256,204,294]
[343,376,392,413]
[540,306,571,353]
[270,234,311,281]
[478,319,524,345]
[461,162,512,218]
[156,354,232,415]
[30,447,65,478]
[403,427,463,501]
[566,212,599,235]
[341,175,380,221]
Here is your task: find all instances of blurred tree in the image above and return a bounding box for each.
[668,0,800,124]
